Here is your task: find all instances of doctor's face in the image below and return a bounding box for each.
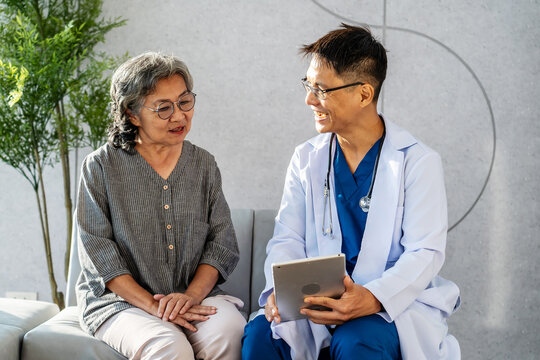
[304,57,366,135]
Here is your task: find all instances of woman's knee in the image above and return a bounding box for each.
[189,296,246,359]
[139,329,194,360]
[199,297,246,343]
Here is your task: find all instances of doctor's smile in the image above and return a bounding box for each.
[313,110,328,122]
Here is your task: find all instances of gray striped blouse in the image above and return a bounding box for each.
[75,141,239,335]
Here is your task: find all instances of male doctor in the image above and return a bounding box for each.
[242,24,461,360]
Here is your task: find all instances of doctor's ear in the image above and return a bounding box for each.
[357,84,375,107]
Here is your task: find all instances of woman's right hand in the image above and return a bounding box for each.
[265,292,281,323]
[169,304,217,332]
[153,294,216,332]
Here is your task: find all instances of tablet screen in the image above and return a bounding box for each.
[272,254,346,322]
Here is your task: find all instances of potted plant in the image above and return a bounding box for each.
[0,0,125,308]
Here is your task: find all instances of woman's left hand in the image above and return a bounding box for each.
[154,293,199,321]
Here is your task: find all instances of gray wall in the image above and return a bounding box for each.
[1,0,538,358]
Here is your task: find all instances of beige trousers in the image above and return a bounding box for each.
[94,295,246,360]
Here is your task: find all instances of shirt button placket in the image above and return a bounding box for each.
[163,182,175,263]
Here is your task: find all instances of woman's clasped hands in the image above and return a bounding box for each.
[153,292,217,332]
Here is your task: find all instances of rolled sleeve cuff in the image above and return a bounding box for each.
[89,268,132,298]
[200,242,239,284]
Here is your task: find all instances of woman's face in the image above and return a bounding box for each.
[129,74,194,149]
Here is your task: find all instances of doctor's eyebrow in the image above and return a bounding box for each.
[302,77,325,89]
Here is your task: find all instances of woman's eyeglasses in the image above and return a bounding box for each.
[141,92,196,120]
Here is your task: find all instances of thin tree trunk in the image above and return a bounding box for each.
[56,104,73,281]
[33,147,65,309]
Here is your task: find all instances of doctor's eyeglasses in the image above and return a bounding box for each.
[141,92,197,120]
[301,78,364,100]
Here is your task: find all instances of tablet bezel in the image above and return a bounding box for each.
[272,253,346,322]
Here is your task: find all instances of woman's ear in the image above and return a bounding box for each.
[126,109,140,127]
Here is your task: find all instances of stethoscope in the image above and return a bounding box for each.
[322,129,386,236]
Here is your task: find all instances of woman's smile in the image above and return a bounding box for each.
[168,125,185,134]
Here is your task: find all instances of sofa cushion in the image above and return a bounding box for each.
[251,209,278,313]
[22,306,126,360]
[0,324,23,360]
[65,220,81,307]
[0,298,59,360]
[220,209,253,317]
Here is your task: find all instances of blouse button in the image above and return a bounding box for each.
[164,204,170,210]
[166,224,172,230]
[168,244,174,250]
[163,185,169,190]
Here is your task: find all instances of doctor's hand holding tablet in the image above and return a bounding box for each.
[266,254,383,325]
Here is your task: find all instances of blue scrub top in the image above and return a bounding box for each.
[334,138,382,275]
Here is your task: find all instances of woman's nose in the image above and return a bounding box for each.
[170,105,186,121]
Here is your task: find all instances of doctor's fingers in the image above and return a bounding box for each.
[304,296,340,309]
[308,317,345,326]
[264,304,280,323]
[264,293,280,322]
[302,309,347,325]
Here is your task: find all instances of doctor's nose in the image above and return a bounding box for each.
[305,90,320,107]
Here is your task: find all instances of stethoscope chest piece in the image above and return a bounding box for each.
[359,196,370,213]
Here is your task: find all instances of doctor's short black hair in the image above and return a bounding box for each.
[301,24,387,101]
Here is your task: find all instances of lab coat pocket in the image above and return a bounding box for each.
[393,206,404,241]
[416,276,461,318]
[386,206,404,265]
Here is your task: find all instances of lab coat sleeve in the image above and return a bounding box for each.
[364,151,448,321]
[259,147,309,306]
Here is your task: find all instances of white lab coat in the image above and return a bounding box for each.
[258,117,461,360]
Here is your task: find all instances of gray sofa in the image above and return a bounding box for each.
[9,208,276,360]
[0,299,59,360]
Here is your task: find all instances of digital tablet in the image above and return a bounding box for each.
[272,254,346,322]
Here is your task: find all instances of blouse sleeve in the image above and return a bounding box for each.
[76,154,131,297]
[199,161,239,284]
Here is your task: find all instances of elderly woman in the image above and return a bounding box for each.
[76,52,246,360]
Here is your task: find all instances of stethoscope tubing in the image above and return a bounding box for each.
[322,128,386,236]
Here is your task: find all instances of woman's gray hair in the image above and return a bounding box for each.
[107,52,193,150]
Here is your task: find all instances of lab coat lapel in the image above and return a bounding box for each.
[307,134,342,257]
[352,120,406,284]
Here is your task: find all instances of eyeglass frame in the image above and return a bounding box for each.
[301,78,365,100]
[140,91,197,120]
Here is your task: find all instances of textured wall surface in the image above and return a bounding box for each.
[1,1,538,358]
